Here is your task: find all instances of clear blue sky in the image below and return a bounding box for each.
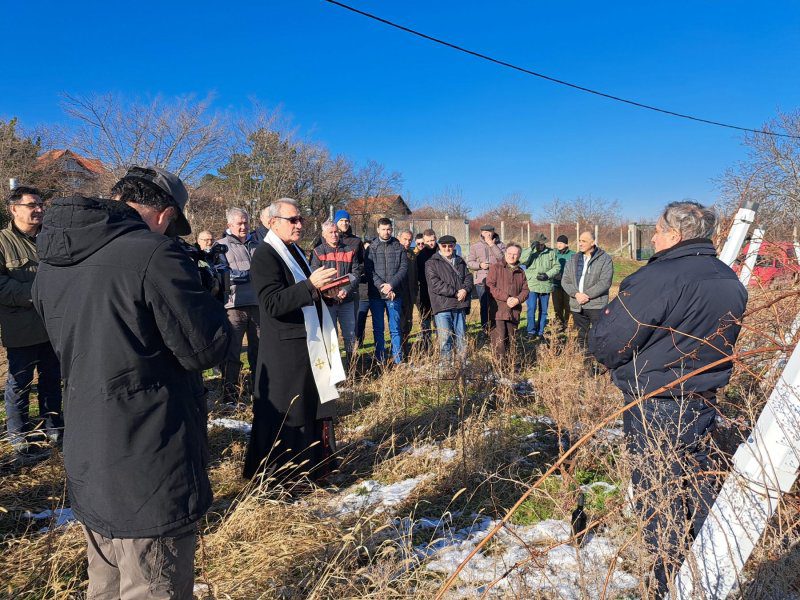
[2,0,798,219]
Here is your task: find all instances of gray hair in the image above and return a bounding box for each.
[397,230,414,238]
[268,197,299,218]
[321,220,337,232]
[661,201,716,240]
[226,207,249,223]
[505,242,522,252]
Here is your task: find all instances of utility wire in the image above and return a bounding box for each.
[324,0,800,140]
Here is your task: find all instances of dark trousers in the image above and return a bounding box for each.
[222,306,260,400]
[475,284,493,331]
[355,299,370,347]
[490,320,518,358]
[551,286,571,329]
[571,308,603,348]
[82,525,196,600]
[624,395,718,597]
[4,341,63,447]
[400,294,414,356]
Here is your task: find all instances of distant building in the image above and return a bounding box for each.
[37,149,107,192]
[345,194,412,236]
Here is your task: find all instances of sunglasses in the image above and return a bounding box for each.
[275,215,304,225]
[14,201,45,209]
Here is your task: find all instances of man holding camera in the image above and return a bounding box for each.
[32,166,230,599]
[521,233,560,340]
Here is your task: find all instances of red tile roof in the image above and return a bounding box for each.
[345,195,411,216]
[37,149,107,175]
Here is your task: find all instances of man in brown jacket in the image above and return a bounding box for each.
[486,243,529,358]
[1,186,62,458]
[467,224,505,333]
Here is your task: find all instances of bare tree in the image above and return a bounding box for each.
[60,92,228,183]
[474,192,531,224]
[412,186,470,219]
[539,195,621,227]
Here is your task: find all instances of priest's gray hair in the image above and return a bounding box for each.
[661,201,716,240]
[226,207,249,223]
[268,198,299,218]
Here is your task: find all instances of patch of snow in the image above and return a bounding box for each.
[517,414,556,427]
[208,418,251,434]
[330,476,431,516]
[581,481,618,494]
[23,508,76,533]
[400,443,458,463]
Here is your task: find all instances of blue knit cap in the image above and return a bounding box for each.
[334,209,351,223]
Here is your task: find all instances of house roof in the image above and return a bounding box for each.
[345,194,411,216]
[37,149,107,175]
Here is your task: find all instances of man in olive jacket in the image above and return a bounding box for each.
[561,230,614,348]
[1,186,62,457]
[32,167,230,598]
[520,233,560,339]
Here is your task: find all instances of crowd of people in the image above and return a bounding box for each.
[1,167,747,598]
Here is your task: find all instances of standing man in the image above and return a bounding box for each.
[195,230,214,251]
[467,224,505,333]
[310,220,362,367]
[486,243,529,358]
[1,186,62,459]
[521,233,560,340]
[416,229,438,350]
[251,207,270,244]
[218,208,261,404]
[551,235,575,331]
[590,201,747,596]
[32,166,230,598]
[244,198,343,479]
[426,235,473,363]
[561,230,613,348]
[364,218,407,364]
[397,230,418,357]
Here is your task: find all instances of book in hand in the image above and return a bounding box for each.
[320,274,353,292]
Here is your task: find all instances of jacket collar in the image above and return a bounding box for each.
[648,238,715,263]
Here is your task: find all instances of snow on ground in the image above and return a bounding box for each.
[400,442,458,463]
[208,418,252,434]
[23,508,76,533]
[330,475,432,516]
[418,517,638,599]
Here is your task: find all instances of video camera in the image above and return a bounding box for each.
[176,238,230,302]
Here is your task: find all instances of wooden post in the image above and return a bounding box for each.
[500,220,505,242]
[550,222,555,245]
[594,224,600,247]
[526,222,531,246]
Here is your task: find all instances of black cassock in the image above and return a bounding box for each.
[243,241,336,480]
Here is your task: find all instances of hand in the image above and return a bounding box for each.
[536,272,549,282]
[388,290,396,301]
[480,261,490,270]
[456,289,468,302]
[380,283,393,296]
[309,267,338,290]
[506,297,519,308]
[575,292,590,304]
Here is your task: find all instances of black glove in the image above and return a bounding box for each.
[536,272,549,281]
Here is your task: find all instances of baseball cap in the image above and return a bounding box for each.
[121,166,191,236]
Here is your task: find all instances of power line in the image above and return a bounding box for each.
[323,0,800,140]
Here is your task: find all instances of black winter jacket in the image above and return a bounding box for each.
[425,252,474,315]
[32,196,230,538]
[589,239,747,398]
[365,236,408,299]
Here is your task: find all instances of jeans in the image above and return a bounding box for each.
[355,300,370,347]
[434,309,466,361]
[475,284,493,331]
[526,292,550,336]
[370,298,403,364]
[327,300,356,354]
[4,342,63,447]
[222,306,260,400]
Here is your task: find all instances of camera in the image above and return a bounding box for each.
[176,238,230,302]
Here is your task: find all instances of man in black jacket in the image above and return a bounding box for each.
[425,235,474,362]
[589,201,747,597]
[32,166,230,599]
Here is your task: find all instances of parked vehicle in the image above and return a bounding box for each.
[733,241,800,287]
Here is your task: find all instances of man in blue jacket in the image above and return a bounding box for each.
[590,201,747,597]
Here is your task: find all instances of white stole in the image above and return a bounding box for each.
[263,228,345,403]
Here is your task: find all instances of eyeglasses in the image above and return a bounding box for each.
[13,201,45,209]
[439,243,455,248]
[275,215,304,225]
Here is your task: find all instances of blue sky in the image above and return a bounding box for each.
[2,0,798,219]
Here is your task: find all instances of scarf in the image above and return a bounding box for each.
[263,228,345,403]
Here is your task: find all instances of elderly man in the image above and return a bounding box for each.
[416,229,438,350]
[521,233,560,340]
[310,220,362,365]
[218,208,261,403]
[365,218,408,364]
[195,230,214,251]
[1,186,63,459]
[251,207,270,244]
[590,201,747,596]
[33,167,230,598]
[561,230,613,348]
[426,235,474,362]
[244,198,344,479]
[467,224,505,333]
[486,243,529,358]
[397,230,418,356]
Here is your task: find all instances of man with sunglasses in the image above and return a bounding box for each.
[1,186,63,461]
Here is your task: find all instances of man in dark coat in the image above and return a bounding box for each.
[244,198,343,480]
[397,229,418,357]
[32,166,230,598]
[589,201,747,597]
[416,229,438,350]
[425,235,474,362]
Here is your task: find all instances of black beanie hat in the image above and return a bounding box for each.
[556,234,568,244]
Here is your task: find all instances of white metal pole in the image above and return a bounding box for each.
[719,200,758,267]
[739,228,764,287]
[9,178,18,190]
[672,335,800,599]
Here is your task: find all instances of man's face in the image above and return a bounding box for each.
[336,217,350,233]
[9,194,44,232]
[555,241,567,251]
[652,219,680,253]
[377,223,392,240]
[578,234,594,253]
[423,234,437,249]
[505,246,521,265]
[270,204,303,243]
[480,230,494,243]
[322,225,340,247]
[197,232,213,249]
[439,241,455,259]
[126,202,175,235]
[398,232,412,250]
[228,214,250,241]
